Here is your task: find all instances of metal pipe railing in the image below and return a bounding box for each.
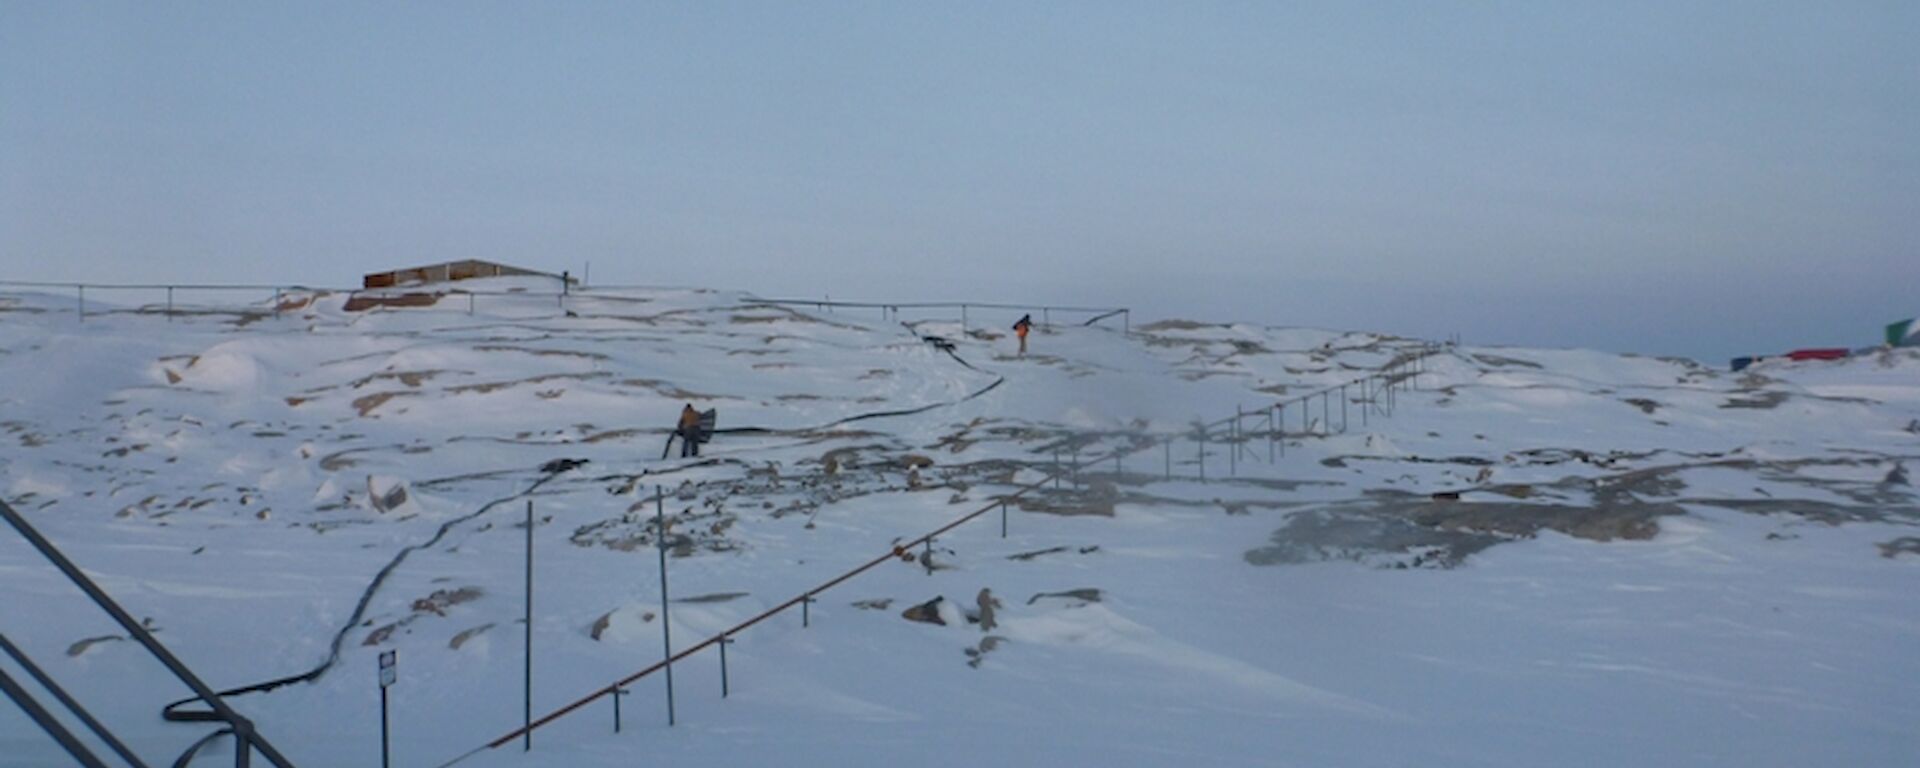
[0,662,113,768]
[0,634,150,768]
[456,438,1139,764]
[0,501,296,768]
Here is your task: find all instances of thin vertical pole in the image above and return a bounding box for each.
[1000,500,1007,538]
[961,304,968,332]
[802,595,813,627]
[1164,439,1171,480]
[613,686,622,733]
[1322,392,1330,435]
[719,636,730,697]
[1341,385,1348,432]
[167,287,174,322]
[380,679,391,768]
[1266,409,1275,462]
[523,500,532,752]
[1277,404,1285,458]
[1230,408,1239,477]
[1362,378,1370,425]
[1197,430,1206,483]
[1053,449,1061,489]
[656,487,675,726]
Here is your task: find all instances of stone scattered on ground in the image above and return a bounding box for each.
[964,635,1007,669]
[65,635,125,657]
[1027,588,1103,606]
[449,623,494,650]
[674,591,749,604]
[1877,537,1920,559]
[901,596,948,626]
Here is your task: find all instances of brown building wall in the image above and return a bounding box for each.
[363,260,552,289]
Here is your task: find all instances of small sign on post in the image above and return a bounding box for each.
[378,650,396,768]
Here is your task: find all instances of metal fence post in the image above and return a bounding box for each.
[655,487,675,727]
[1230,407,1239,477]
[1000,500,1008,538]
[1266,408,1275,462]
[380,654,391,768]
[802,594,815,628]
[523,499,533,752]
[1197,430,1206,483]
[613,685,622,733]
[719,635,732,697]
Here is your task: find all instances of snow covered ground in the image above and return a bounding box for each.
[2,281,1916,767]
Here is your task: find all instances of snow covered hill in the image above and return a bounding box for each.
[2,281,1916,767]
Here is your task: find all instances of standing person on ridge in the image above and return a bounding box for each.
[675,403,702,458]
[1013,314,1033,357]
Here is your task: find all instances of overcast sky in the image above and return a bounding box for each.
[3,2,1914,361]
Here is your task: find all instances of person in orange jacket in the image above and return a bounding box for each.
[1013,314,1033,357]
[675,403,702,458]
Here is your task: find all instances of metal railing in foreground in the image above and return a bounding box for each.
[0,500,296,768]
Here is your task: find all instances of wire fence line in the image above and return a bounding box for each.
[6,276,1444,763]
[741,297,1130,333]
[0,279,1131,332]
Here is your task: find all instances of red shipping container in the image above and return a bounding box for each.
[1785,348,1849,361]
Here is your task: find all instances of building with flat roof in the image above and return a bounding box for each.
[362,260,565,289]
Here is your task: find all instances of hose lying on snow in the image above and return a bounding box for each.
[158,467,572,764]
[160,329,997,761]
